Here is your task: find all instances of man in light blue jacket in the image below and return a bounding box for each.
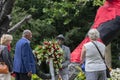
[13,30,36,80]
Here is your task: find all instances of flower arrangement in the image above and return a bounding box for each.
[34,39,64,74]
[108,68,120,80]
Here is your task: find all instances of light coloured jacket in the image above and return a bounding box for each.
[61,45,70,69]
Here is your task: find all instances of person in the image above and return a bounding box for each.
[81,29,107,80]
[56,34,70,80]
[13,29,36,80]
[0,34,13,80]
[71,0,120,65]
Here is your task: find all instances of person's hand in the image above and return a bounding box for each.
[11,72,16,77]
[80,60,84,65]
[27,71,32,77]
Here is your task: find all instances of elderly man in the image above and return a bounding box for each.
[56,34,71,80]
[13,29,36,80]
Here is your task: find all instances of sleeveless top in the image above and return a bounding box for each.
[84,41,106,72]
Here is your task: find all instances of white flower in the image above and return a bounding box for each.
[110,68,120,80]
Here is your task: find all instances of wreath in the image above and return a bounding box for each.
[34,39,64,74]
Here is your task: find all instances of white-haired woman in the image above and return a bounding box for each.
[0,34,13,80]
[81,29,107,80]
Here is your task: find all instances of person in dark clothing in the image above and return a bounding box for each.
[0,34,13,80]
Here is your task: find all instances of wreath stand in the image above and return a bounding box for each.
[49,58,55,80]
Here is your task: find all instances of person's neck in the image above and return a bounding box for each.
[90,39,97,42]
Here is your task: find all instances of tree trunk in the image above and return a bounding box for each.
[0,0,32,37]
[0,0,15,37]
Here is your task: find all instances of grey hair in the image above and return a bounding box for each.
[22,29,31,37]
[88,29,100,40]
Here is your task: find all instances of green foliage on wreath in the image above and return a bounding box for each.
[34,39,64,74]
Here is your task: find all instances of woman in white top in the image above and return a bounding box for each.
[81,29,107,80]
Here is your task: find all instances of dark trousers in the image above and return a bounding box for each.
[15,72,31,80]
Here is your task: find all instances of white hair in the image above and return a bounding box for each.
[22,29,31,37]
[88,29,100,40]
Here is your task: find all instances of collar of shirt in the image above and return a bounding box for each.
[22,37,30,44]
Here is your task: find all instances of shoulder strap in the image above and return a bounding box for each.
[92,42,109,68]
[92,42,105,60]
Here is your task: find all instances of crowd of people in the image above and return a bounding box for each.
[0,29,70,80]
[0,29,108,80]
[1,0,120,79]
[0,30,35,80]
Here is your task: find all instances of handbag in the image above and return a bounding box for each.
[92,42,111,78]
[0,62,9,74]
[0,46,9,74]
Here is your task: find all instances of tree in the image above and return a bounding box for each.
[0,0,32,37]
[0,0,14,36]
